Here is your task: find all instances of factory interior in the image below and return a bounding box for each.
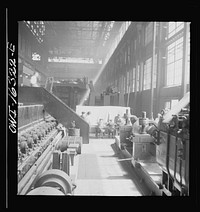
[16,21,190,196]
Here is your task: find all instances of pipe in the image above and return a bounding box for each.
[165,130,174,183]
[19,133,62,195]
[20,149,53,195]
[18,131,62,194]
[23,158,52,195]
[173,133,178,189]
[150,22,157,118]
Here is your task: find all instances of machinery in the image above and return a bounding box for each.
[138,111,148,134]
[152,92,190,196]
[18,105,81,195]
[117,92,190,196]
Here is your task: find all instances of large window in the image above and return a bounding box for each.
[166,37,183,86]
[126,71,130,93]
[145,22,153,45]
[131,67,135,92]
[186,29,190,84]
[168,22,184,38]
[153,54,157,88]
[165,99,179,110]
[123,75,126,93]
[143,58,152,90]
[136,65,140,91]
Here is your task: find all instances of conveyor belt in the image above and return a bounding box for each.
[74,136,143,196]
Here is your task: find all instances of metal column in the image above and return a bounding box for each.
[150,22,157,118]
[181,22,190,97]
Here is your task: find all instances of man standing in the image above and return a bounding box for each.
[114,114,122,135]
[107,119,115,138]
[85,111,91,125]
[80,112,86,119]
[30,72,39,87]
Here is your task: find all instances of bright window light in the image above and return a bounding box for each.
[145,22,153,45]
[48,57,99,64]
[166,37,183,86]
[168,22,184,38]
[143,57,152,90]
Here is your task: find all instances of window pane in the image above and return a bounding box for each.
[167,63,174,85]
[145,22,153,45]
[171,99,179,108]
[168,22,184,38]
[136,65,140,91]
[176,22,184,32]
[165,101,171,109]
[169,22,175,33]
[186,29,190,84]
[143,58,152,90]
[174,59,182,85]
[167,48,175,64]
[166,35,183,86]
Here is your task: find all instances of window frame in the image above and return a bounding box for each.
[165,36,184,87]
[143,57,152,90]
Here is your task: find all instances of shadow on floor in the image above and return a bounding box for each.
[106,174,130,180]
[110,142,145,194]
[99,153,119,158]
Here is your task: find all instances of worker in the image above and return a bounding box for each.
[57,124,67,138]
[30,72,39,87]
[80,112,86,119]
[70,120,76,128]
[96,118,105,138]
[114,114,122,135]
[106,119,116,138]
[85,111,91,125]
[130,115,140,134]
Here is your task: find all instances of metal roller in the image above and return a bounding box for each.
[34,169,73,195]
[27,186,64,195]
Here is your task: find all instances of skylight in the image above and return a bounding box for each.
[48,57,102,64]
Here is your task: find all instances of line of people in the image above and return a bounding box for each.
[95,113,129,138]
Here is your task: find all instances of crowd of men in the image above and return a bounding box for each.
[79,109,163,139]
[95,113,134,138]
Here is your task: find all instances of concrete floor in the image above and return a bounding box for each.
[73,136,142,196]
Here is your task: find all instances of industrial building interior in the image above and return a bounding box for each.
[17,21,190,196]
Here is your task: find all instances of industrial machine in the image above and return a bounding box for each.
[117,92,190,196]
[152,92,190,196]
[17,97,85,195]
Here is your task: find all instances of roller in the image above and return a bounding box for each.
[34,169,73,195]
[27,186,64,195]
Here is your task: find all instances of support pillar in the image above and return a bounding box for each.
[150,22,157,119]
[89,92,96,106]
[61,151,70,176]
[181,22,190,97]
[52,151,60,169]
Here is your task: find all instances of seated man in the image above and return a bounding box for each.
[80,112,86,119]
[106,119,116,138]
[95,119,105,138]
[114,114,123,135]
